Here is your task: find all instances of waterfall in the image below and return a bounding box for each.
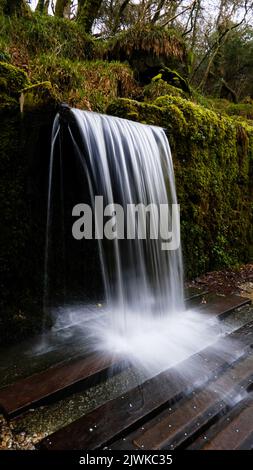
[45,107,216,372]
[48,109,183,305]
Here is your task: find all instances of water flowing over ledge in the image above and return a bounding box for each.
[44,108,232,375]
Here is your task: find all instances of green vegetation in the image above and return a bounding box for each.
[29,56,137,112]
[143,79,187,101]
[107,96,253,277]
[0,13,138,113]
[105,24,187,70]
[0,61,29,95]
[0,12,94,64]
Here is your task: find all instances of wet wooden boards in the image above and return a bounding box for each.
[197,294,251,319]
[186,396,253,450]
[110,354,253,450]
[39,320,253,450]
[0,353,115,419]
[0,294,250,423]
[0,294,250,420]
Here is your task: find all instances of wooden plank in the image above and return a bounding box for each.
[237,431,253,450]
[0,353,115,419]
[197,294,251,319]
[110,354,253,450]
[184,287,209,302]
[0,294,250,420]
[39,320,253,450]
[200,398,253,450]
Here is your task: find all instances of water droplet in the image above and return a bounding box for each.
[89,428,93,432]
[169,424,172,428]
[193,405,197,409]
[184,432,188,436]
[203,436,207,440]
[129,403,133,408]
[236,429,239,433]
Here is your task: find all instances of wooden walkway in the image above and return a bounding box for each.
[0,292,252,450]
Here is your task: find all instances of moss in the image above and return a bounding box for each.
[104,25,188,83]
[77,0,102,34]
[2,0,29,16]
[225,103,253,121]
[106,24,186,62]
[143,79,186,101]
[107,96,253,278]
[29,56,138,112]
[0,12,95,66]
[0,61,30,95]
[0,49,10,62]
[0,92,19,110]
[152,67,191,93]
[190,94,253,125]
[20,81,59,112]
[0,67,59,346]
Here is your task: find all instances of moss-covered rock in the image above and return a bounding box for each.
[29,57,138,112]
[20,81,59,112]
[152,67,191,93]
[143,79,187,101]
[225,103,253,121]
[105,25,188,83]
[0,61,30,95]
[107,96,253,278]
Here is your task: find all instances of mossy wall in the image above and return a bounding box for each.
[107,96,253,278]
[0,64,58,346]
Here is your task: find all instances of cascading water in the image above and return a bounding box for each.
[70,109,184,313]
[44,107,231,375]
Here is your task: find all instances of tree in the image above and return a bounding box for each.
[77,0,103,32]
[55,0,71,17]
[3,0,28,15]
[213,26,253,100]
[36,0,50,13]
[111,0,131,34]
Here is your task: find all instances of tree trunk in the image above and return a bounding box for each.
[112,0,131,34]
[77,0,103,33]
[55,0,71,17]
[3,0,27,16]
[36,0,49,14]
